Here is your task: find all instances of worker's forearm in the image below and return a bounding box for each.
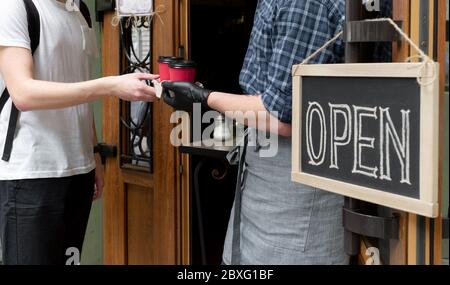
[13,77,115,111]
[207,92,292,136]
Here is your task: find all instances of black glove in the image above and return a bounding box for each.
[162,81,212,112]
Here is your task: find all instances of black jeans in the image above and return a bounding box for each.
[0,170,95,265]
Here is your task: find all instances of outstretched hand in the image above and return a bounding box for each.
[111,73,160,102]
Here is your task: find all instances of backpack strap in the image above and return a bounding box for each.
[25,0,40,55]
[79,0,92,28]
[0,0,40,162]
[0,90,9,113]
[2,92,19,161]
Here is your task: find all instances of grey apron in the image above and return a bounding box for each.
[223,129,349,265]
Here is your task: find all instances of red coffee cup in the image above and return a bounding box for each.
[169,60,197,83]
[158,56,183,81]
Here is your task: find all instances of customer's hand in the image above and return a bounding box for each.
[93,154,104,201]
[162,81,211,112]
[109,73,160,102]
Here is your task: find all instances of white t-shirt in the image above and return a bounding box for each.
[0,0,97,180]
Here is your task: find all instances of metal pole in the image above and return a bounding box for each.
[343,0,374,257]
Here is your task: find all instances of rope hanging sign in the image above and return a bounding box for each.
[290,18,440,218]
[295,17,437,86]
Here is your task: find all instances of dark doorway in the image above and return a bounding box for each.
[188,0,257,265]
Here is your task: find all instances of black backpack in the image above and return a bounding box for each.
[0,0,92,162]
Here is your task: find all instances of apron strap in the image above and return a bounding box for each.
[227,131,249,265]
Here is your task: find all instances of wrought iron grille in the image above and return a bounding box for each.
[119,18,153,172]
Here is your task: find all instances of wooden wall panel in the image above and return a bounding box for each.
[152,0,179,265]
[389,0,411,265]
[393,0,411,60]
[405,0,445,265]
[406,0,421,265]
[435,0,447,265]
[102,12,127,265]
[127,184,155,265]
[178,0,192,265]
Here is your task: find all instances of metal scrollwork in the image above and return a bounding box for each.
[119,18,153,172]
[211,160,229,181]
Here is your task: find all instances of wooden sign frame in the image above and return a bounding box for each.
[292,63,439,218]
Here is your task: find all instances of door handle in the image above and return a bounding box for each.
[95,143,118,164]
[178,45,185,59]
[343,207,400,240]
[443,217,449,240]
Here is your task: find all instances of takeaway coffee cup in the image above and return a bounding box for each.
[169,60,197,83]
[158,56,183,81]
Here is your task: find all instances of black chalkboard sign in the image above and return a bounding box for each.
[292,63,439,218]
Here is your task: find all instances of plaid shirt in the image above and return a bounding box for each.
[240,0,345,123]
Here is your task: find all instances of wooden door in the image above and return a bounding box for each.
[101,0,187,264]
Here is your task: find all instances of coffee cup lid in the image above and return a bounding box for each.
[169,60,197,69]
[158,56,184,64]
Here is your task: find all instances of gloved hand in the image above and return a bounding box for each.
[162,81,212,112]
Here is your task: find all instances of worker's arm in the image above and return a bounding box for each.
[207,91,292,137]
[161,81,291,137]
